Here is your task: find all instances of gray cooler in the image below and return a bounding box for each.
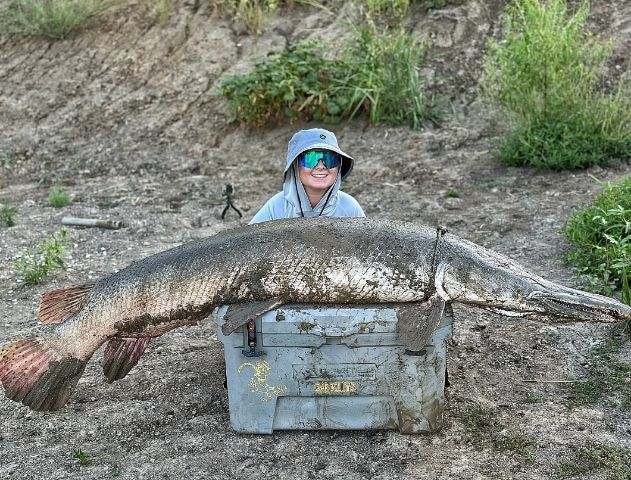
[215,304,453,434]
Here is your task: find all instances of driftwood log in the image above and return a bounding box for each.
[61,217,124,230]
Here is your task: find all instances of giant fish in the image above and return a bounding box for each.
[1,218,629,411]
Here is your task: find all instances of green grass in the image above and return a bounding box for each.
[0,202,16,227]
[445,188,460,198]
[72,448,90,466]
[214,0,280,35]
[152,0,172,24]
[482,0,631,170]
[0,0,111,40]
[554,443,631,480]
[460,404,535,459]
[566,337,631,410]
[13,229,69,285]
[564,177,631,306]
[219,26,437,128]
[48,186,71,208]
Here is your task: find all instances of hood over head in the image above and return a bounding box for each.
[284,128,354,179]
[280,128,354,218]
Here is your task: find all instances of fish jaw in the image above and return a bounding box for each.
[438,262,630,323]
[526,286,631,323]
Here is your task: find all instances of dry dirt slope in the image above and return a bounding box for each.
[0,1,630,479]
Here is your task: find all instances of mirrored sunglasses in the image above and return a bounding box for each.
[297,150,341,169]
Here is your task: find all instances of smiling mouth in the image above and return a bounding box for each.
[312,173,328,178]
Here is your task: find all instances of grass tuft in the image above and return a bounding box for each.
[0,202,17,227]
[460,404,535,459]
[219,26,437,128]
[564,176,631,306]
[554,443,631,480]
[214,0,279,35]
[13,229,70,285]
[72,448,90,466]
[482,0,630,170]
[0,0,111,40]
[48,186,71,208]
[566,337,631,410]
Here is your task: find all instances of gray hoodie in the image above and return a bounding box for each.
[249,128,365,224]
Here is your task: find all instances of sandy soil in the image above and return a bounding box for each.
[0,0,630,478]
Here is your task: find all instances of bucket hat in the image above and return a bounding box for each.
[284,128,355,180]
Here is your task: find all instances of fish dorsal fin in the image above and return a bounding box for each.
[221,299,283,335]
[396,294,446,352]
[38,283,94,324]
[102,337,150,383]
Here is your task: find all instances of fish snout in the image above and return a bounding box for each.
[527,289,631,323]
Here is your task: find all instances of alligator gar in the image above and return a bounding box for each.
[1,218,629,411]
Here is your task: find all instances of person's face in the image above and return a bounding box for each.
[297,151,339,194]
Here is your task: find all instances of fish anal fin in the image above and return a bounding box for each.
[102,337,150,383]
[38,283,94,324]
[221,299,283,335]
[396,294,446,352]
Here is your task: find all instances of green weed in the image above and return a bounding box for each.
[219,26,437,128]
[152,0,172,24]
[564,177,631,307]
[13,229,69,285]
[445,188,460,198]
[214,0,279,35]
[0,202,16,227]
[566,337,631,410]
[48,186,71,208]
[72,448,90,466]
[362,0,411,18]
[0,0,111,40]
[460,404,535,459]
[482,0,631,170]
[554,443,631,480]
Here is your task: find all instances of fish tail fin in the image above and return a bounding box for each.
[102,337,149,383]
[38,283,93,325]
[0,338,87,411]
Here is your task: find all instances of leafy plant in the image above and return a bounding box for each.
[564,177,631,306]
[482,0,631,170]
[219,26,437,128]
[0,0,111,40]
[13,229,69,285]
[0,202,16,227]
[48,186,71,208]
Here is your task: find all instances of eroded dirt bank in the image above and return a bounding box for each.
[0,0,630,478]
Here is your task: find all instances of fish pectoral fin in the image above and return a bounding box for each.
[102,337,150,383]
[396,294,446,352]
[38,283,94,324]
[221,299,283,335]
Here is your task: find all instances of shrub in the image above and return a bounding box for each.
[0,0,111,40]
[219,27,437,128]
[14,229,69,285]
[482,0,631,170]
[48,186,71,208]
[0,203,16,227]
[564,176,630,305]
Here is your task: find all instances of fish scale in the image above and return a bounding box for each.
[0,217,630,412]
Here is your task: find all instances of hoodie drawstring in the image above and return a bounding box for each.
[292,165,337,218]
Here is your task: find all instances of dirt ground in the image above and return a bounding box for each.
[0,0,630,478]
